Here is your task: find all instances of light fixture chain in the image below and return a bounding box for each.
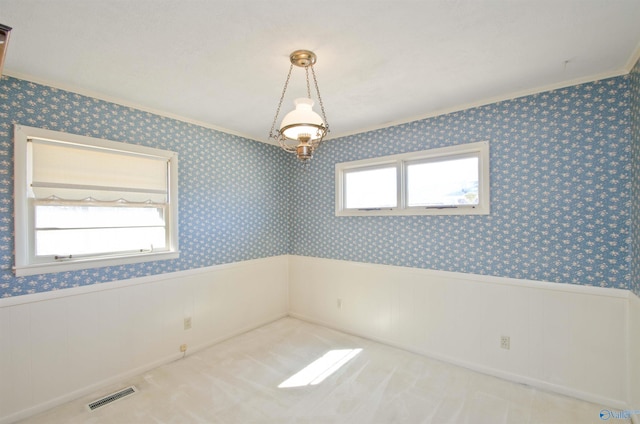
[269,63,294,140]
[310,65,329,133]
[269,50,329,160]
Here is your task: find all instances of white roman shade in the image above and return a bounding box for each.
[29,138,169,204]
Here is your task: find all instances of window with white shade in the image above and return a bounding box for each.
[336,141,489,216]
[13,125,179,276]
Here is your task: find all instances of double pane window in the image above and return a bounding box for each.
[336,142,489,216]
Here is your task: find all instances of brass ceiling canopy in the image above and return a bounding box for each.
[289,50,317,68]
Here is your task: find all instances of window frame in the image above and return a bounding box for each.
[342,161,400,210]
[335,141,490,216]
[13,124,180,277]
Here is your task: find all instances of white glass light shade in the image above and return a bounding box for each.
[280,98,326,141]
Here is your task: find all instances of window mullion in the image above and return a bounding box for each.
[397,160,404,210]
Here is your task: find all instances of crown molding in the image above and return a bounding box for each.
[5,61,636,147]
[624,40,640,72]
[326,67,631,141]
[2,70,263,143]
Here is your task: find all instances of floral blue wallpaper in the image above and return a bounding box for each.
[631,57,640,297]
[0,77,293,297]
[291,76,633,290]
[0,70,636,298]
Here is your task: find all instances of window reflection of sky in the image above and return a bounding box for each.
[407,157,479,206]
[345,168,396,209]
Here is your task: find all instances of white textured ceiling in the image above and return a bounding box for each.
[1,1,640,144]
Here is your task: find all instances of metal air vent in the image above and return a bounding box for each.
[86,386,138,411]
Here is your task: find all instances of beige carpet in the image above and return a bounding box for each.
[20,318,625,423]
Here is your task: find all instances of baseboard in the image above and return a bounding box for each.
[288,311,628,411]
[0,350,180,424]
[186,312,289,356]
[0,312,288,424]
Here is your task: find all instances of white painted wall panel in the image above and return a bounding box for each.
[65,289,122,391]
[0,256,288,424]
[29,297,72,407]
[630,293,640,422]
[0,305,32,416]
[288,255,630,408]
[1,255,634,422]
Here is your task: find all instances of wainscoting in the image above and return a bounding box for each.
[0,256,289,424]
[288,255,636,410]
[2,254,639,423]
[630,293,640,423]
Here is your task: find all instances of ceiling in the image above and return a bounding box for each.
[1,1,640,145]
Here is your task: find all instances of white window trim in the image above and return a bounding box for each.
[13,125,180,276]
[335,141,490,216]
[342,161,400,210]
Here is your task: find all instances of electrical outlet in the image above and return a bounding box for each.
[184,317,192,330]
[337,298,342,309]
[500,336,510,350]
[180,344,187,353]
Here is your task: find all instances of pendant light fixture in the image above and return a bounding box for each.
[269,50,329,161]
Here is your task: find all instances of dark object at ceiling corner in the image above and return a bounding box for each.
[0,24,12,77]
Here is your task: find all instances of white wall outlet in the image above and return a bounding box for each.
[500,335,510,350]
[184,317,192,330]
[337,298,342,309]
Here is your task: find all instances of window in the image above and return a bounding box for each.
[336,141,489,216]
[344,165,397,209]
[405,155,480,207]
[13,125,179,276]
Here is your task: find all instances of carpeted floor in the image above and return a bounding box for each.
[19,317,626,423]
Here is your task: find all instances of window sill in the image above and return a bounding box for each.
[336,205,489,217]
[14,251,180,277]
